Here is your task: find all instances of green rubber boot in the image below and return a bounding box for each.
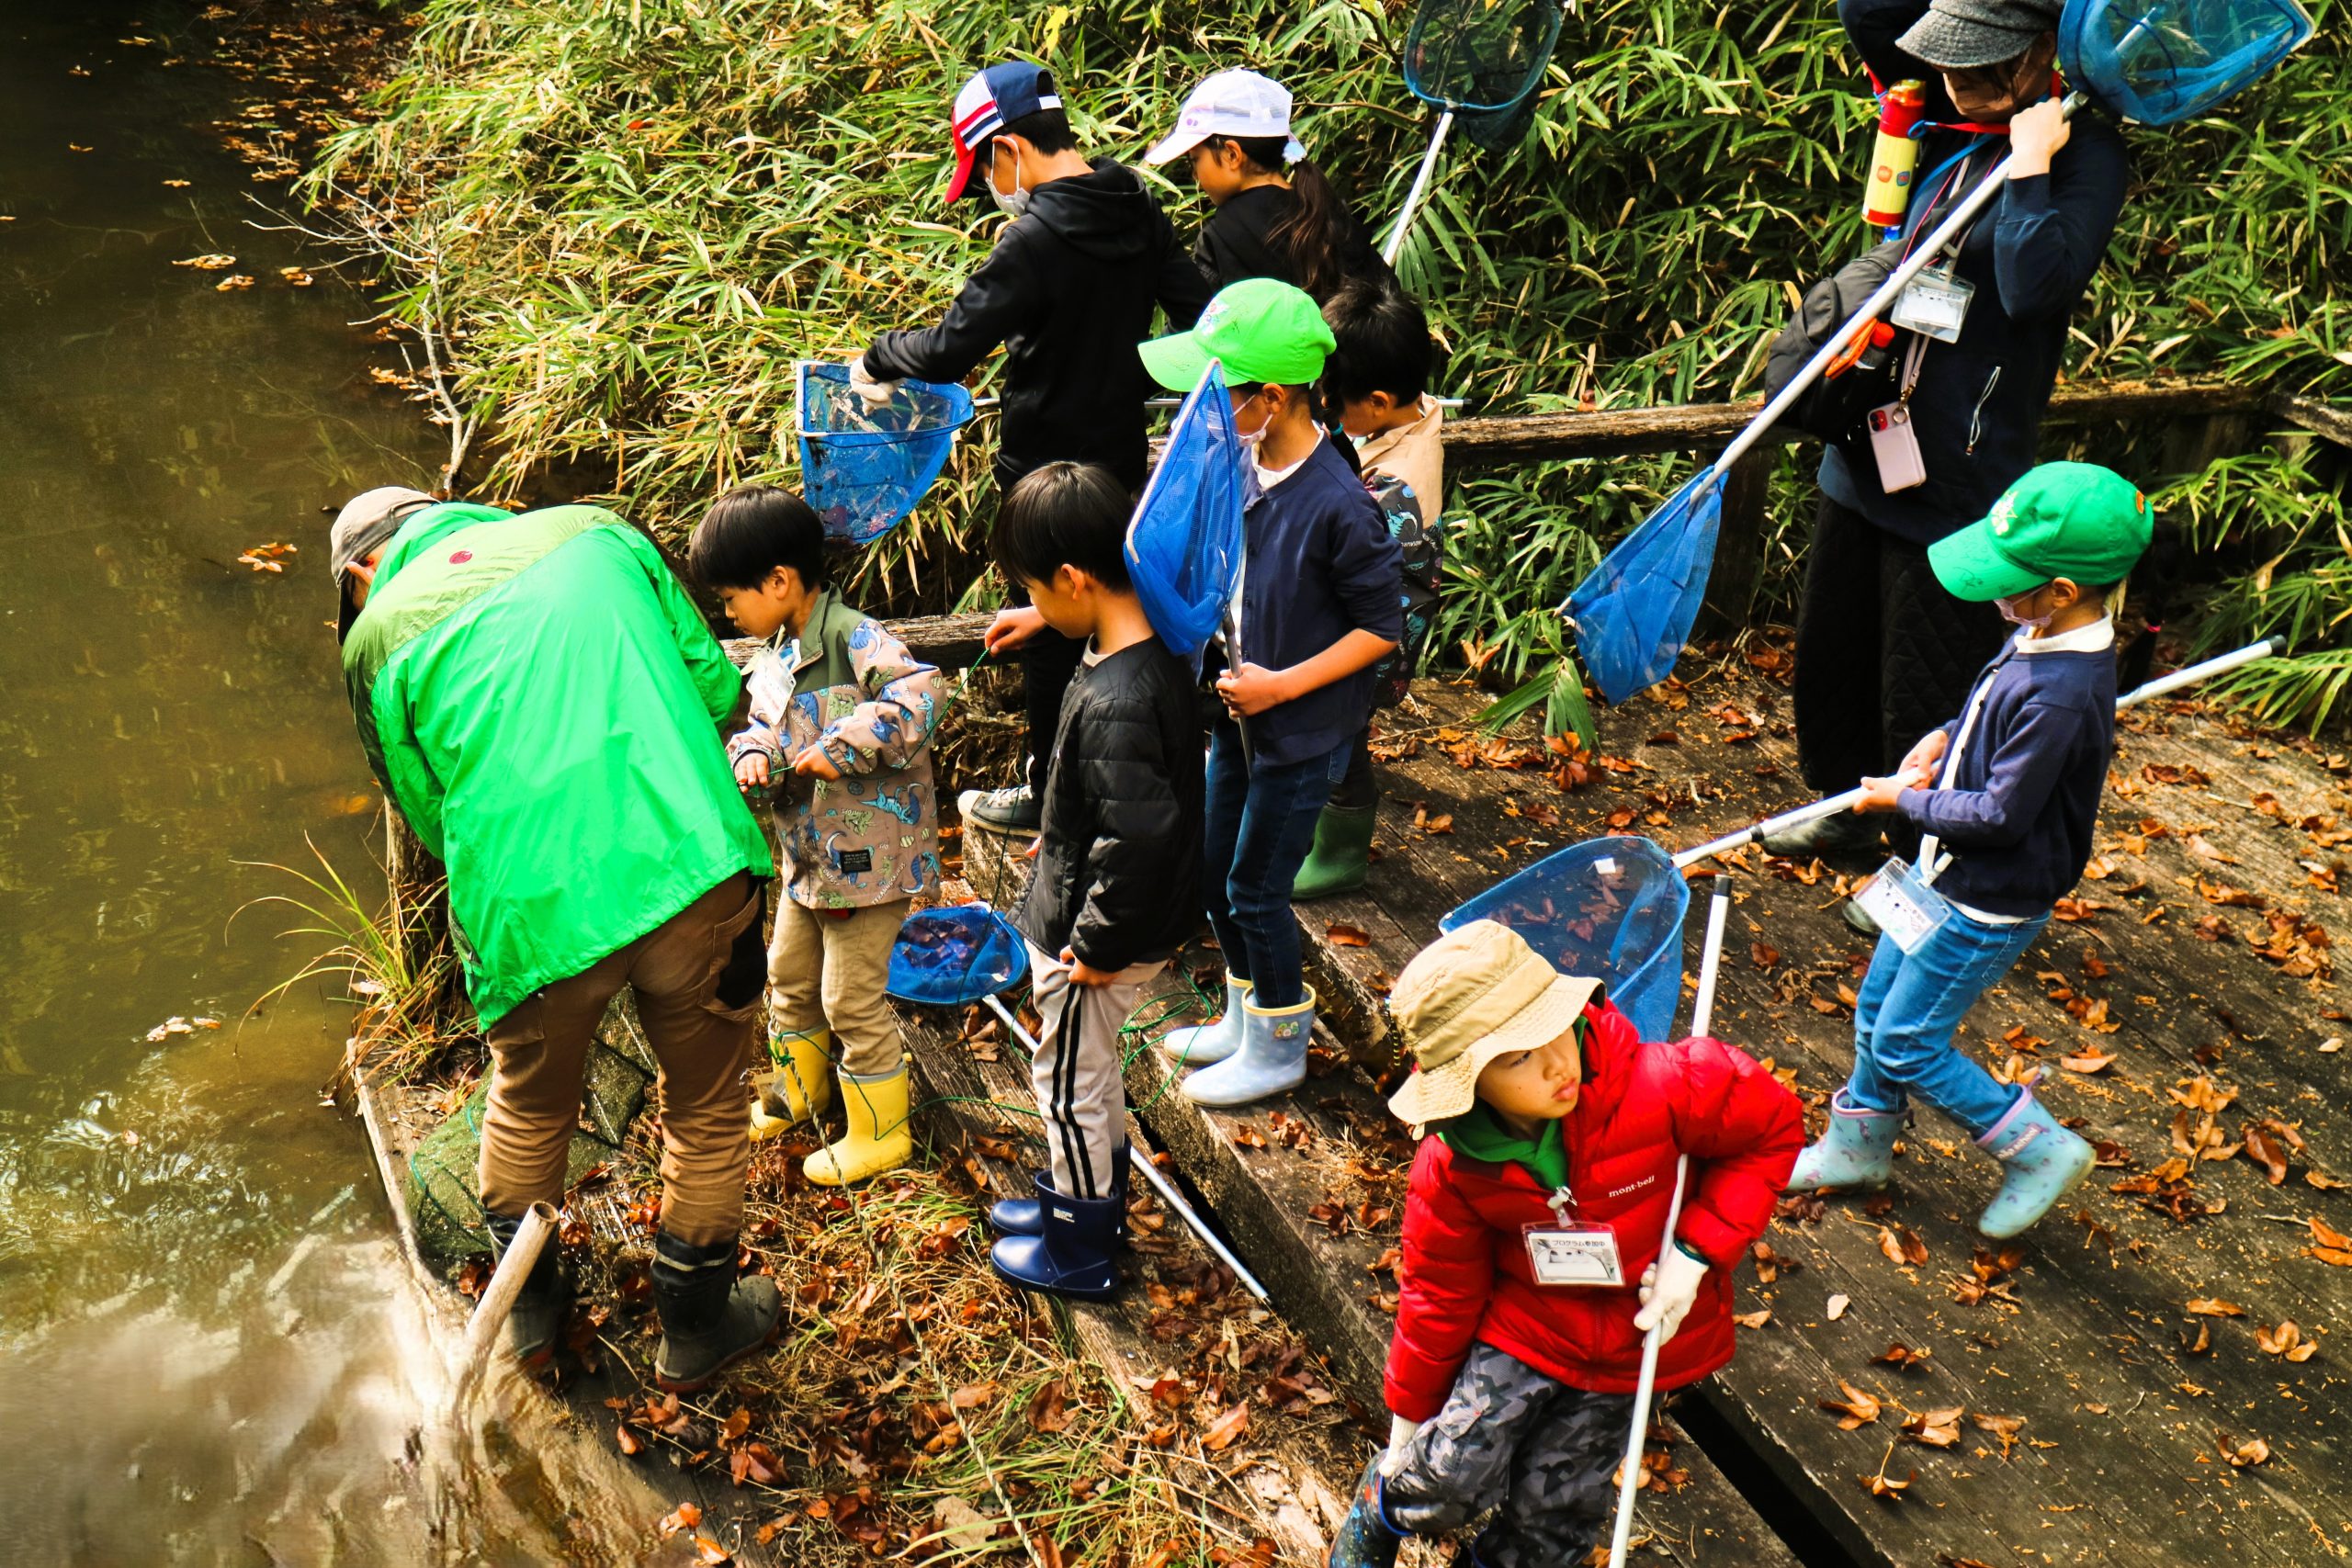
[1291,805,1376,902]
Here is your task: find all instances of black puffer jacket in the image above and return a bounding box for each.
[1819,0,2131,547]
[1013,638,1205,972]
[864,160,1213,492]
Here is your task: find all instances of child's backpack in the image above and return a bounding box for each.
[1363,470,1443,710]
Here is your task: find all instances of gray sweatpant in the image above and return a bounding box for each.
[1023,943,1164,1201]
[1385,1343,1634,1568]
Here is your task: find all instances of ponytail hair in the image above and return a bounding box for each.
[1212,133,1354,300]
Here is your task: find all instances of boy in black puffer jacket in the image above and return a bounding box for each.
[856,62,1211,836]
[980,462,1205,1303]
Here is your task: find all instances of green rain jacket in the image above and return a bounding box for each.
[340,502,773,1027]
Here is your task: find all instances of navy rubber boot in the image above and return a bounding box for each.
[987,1145,1128,1240]
[1325,1450,1403,1568]
[989,1178,1121,1301]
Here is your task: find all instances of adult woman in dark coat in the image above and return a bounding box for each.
[1769,0,2130,867]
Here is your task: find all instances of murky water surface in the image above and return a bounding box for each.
[0,7,651,1562]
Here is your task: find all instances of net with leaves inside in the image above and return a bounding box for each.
[1402,0,1566,112]
[1442,835,1690,1042]
[796,362,976,547]
[888,904,1031,1009]
[1127,362,1246,675]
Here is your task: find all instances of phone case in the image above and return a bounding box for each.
[1868,401,1927,491]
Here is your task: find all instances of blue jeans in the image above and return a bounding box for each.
[1202,722,1348,1010]
[1846,906,2050,1136]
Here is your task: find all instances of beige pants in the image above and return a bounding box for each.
[768,897,909,1077]
[481,874,763,1247]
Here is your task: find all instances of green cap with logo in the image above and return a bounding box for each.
[1928,461,2153,602]
[1139,276,1336,391]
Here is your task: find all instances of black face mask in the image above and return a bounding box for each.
[1947,33,2059,119]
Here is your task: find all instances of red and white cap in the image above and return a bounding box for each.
[944,61,1063,204]
[1144,69,1305,166]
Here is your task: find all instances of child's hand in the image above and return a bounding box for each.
[1852,773,1920,814]
[984,605,1047,655]
[734,753,771,791]
[1896,728,1949,782]
[1215,661,1293,718]
[1633,1245,1710,1343]
[1060,947,1119,987]
[792,744,842,781]
[1380,1414,1423,1477]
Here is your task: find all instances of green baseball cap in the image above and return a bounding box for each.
[1928,461,2154,602]
[1139,276,1336,391]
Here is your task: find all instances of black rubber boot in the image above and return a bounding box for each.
[482,1209,571,1369]
[987,1144,1128,1241]
[651,1231,783,1393]
[1325,1450,1403,1568]
[989,1178,1121,1301]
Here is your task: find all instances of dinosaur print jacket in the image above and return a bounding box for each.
[727,590,942,910]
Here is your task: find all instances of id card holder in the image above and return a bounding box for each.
[748,644,797,717]
[1867,401,1927,492]
[1851,855,1952,953]
[1523,1223,1624,1287]
[1891,266,1974,344]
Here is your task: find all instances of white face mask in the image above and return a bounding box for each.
[1995,592,2052,633]
[1234,389,1271,452]
[989,143,1030,220]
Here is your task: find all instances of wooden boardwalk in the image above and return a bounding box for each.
[1048,648,2352,1567]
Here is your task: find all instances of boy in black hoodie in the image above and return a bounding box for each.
[855,62,1212,832]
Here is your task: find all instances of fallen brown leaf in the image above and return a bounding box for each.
[1819,1381,1883,1429]
[1200,1403,1250,1451]
[2186,1298,2245,1317]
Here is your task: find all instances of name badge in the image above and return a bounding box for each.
[748,645,797,717]
[1522,1223,1625,1288]
[1891,267,1974,344]
[1852,855,1952,953]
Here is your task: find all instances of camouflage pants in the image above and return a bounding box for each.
[1383,1343,1634,1568]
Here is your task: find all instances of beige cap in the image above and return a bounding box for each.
[1385,920,1600,1131]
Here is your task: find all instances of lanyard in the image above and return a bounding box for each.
[1918,642,2019,881]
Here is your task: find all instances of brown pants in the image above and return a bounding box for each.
[481,874,764,1247]
[768,896,909,1077]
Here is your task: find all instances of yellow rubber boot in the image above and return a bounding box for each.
[749,1028,833,1144]
[803,1064,913,1187]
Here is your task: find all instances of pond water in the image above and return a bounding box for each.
[0,6,651,1561]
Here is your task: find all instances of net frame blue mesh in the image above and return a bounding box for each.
[795,361,976,547]
[1126,360,1247,675]
[888,904,1031,1007]
[1402,0,1567,113]
[1442,836,1690,1043]
[1568,468,1724,706]
[2059,0,2312,126]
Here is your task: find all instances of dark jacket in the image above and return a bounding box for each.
[864,160,1213,491]
[1015,637,1206,972]
[1819,0,2132,547]
[1897,638,2117,917]
[1191,184,1394,299]
[1232,436,1404,767]
[1386,1001,1803,1418]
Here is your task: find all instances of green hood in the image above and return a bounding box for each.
[1438,1101,1570,1193]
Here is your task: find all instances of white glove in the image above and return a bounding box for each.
[848,355,899,409]
[1633,1243,1710,1343]
[1380,1413,1422,1476]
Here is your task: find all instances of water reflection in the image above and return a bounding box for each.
[0,6,651,1559]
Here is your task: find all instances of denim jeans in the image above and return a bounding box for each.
[1846,905,2050,1136]
[1202,721,1348,1010]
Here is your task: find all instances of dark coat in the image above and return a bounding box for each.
[864,160,1213,491]
[1385,1002,1803,1420]
[1819,0,2132,547]
[1190,184,1394,299]
[1014,638,1206,972]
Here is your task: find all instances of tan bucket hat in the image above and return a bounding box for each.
[1385,920,1600,1132]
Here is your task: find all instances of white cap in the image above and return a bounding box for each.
[1144,69,1306,166]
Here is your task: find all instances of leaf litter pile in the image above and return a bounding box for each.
[529,1113,1339,1565]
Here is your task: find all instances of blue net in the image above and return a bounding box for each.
[1127,362,1246,675]
[888,904,1031,1008]
[1403,0,1566,112]
[1442,836,1690,1042]
[1568,468,1724,705]
[2059,0,2311,125]
[796,362,976,547]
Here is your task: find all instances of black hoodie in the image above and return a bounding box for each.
[864,159,1213,492]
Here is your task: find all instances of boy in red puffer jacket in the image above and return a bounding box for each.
[1327,919,1801,1568]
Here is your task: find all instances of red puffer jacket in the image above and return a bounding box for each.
[1385,999,1803,1420]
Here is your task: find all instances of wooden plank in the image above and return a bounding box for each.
[1276,663,2352,1566]
[2273,392,2352,450]
[1441,379,2263,468]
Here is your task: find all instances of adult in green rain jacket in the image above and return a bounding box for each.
[332,491,782,1392]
